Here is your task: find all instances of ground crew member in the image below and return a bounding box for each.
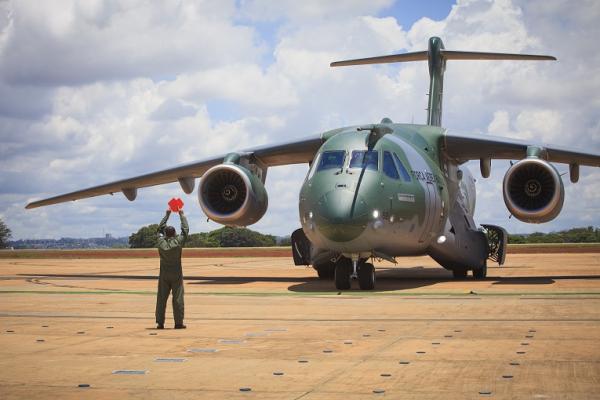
[155,208,189,329]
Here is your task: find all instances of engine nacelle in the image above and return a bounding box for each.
[502,158,564,223]
[198,163,268,226]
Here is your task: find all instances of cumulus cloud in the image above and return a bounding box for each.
[0,0,261,86]
[0,0,598,240]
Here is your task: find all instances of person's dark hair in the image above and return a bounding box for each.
[165,226,176,238]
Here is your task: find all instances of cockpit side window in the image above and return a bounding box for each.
[316,150,345,172]
[349,150,378,171]
[306,153,321,180]
[392,153,412,181]
[383,151,400,179]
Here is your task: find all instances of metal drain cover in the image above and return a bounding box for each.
[188,348,218,353]
[245,332,267,337]
[112,370,147,375]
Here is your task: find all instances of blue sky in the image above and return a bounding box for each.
[0,0,598,240]
[386,0,455,27]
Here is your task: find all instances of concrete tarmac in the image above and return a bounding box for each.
[0,253,599,399]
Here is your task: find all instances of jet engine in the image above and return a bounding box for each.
[198,163,268,226]
[502,158,564,223]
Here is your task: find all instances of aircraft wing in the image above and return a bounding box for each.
[442,131,600,167]
[25,135,324,209]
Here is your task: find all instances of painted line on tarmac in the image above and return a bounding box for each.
[1,289,600,298]
[1,312,600,323]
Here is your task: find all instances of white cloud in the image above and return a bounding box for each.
[0,0,261,85]
[239,0,394,22]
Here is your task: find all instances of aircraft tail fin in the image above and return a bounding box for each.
[330,37,556,127]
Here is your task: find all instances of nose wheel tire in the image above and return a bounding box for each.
[334,260,352,290]
[358,262,375,290]
[472,261,487,280]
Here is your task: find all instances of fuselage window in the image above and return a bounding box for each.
[316,150,345,172]
[349,150,378,171]
[383,151,400,179]
[392,153,412,181]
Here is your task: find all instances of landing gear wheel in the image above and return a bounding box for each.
[358,262,375,290]
[472,261,487,280]
[452,269,468,280]
[314,262,335,280]
[334,259,352,290]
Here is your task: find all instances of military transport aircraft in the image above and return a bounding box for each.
[27,37,600,290]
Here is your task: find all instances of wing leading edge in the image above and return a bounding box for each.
[25,135,324,209]
[443,131,600,167]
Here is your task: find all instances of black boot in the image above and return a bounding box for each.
[157,324,164,329]
[174,324,186,329]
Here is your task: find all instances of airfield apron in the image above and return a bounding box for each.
[155,212,189,326]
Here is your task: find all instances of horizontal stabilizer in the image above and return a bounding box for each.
[330,37,556,127]
[331,50,555,67]
[440,50,556,61]
[330,51,427,67]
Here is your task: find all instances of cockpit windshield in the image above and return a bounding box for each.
[349,150,378,171]
[316,150,346,172]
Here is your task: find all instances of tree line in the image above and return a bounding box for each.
[128,224,278,248]
[509,226,600,244]
[129,224,600,248]
[1,218,598,249]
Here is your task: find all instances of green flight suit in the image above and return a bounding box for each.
[155,210,189,326]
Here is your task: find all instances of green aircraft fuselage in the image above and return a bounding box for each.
[299,123,458,260]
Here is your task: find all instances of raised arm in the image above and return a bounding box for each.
[179,211,189,245]
[157,210,171,236]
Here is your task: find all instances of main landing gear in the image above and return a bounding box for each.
[333,258,375,290]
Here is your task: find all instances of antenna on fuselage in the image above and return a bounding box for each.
[330,37,556,127]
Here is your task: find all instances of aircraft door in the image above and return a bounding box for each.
[419,181,440,243]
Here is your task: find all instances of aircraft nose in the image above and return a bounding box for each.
[314,189,367,242]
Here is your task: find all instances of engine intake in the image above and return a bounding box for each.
[502,158,564,223]
[198,163,268,226]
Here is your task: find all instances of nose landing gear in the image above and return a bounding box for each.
[334,258,375,290]
[334,258,352,290]
[358,262,375,290]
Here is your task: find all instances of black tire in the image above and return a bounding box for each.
[334,259,352,290]
[472,261,487,280]
[314,262,335,280]
[452,269,468,279]
[358,262,375,290]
